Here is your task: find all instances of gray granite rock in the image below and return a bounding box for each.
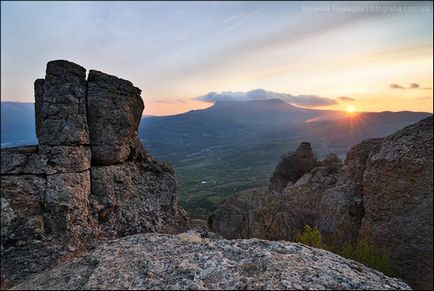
[44,171,93,235]
[36,60,89,146]
[1,145,91,175]
[360,116,433,290]
[1,60,190,289]
[1,146,47,175]
[211,116,433,289]
[87,70,144,164]
[11,233,410,290]
[1,175,46,243]
[91,157,189,238]
[39,145,91,174]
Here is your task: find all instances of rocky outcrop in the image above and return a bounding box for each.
[91,157,188,238]
[35,60,89,146]
[210,116,433,289]
[0,60,188,288]
[269,142,316,192]
[87,70,144,165]
[359,117,433,290]
[11,232,410,290]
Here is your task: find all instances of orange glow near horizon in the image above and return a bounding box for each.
[2,2,433,117]
[143,99,211,116]
[346,106,355,113]
[143,93,433,116]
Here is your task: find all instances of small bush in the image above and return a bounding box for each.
[338,240,393,276]
[294,225,324,248]
[293,225,393,276]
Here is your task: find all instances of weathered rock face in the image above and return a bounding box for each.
[359,117,433,290]
[35,60,89,146]
[87,70,144,165]
[11,232,410,290]
[210,116,433,289]
[1,175,46,242]
[91,157,189,238]
[1,60,188,289]
[1,146,47,175]
[269,142,316,192]
[38,145,92,174]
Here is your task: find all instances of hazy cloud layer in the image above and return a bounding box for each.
[337,96,355,102]
[390,83,432,90]
[195,89,338,107]
[155,99,186,104]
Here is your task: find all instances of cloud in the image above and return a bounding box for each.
[337,96,355,102]
[390,83,405,89]
[154,99,186,104]
[390,83,431,90]
[194,89,338,107]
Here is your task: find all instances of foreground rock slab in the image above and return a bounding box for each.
[11,233,410,290]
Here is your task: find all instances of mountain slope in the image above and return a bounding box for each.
[1,100,431,218]
[209,116,433,289]
[139,100,431,217]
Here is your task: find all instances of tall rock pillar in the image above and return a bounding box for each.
[34,60,93,236]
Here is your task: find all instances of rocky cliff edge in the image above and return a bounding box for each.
[0,60,189,288]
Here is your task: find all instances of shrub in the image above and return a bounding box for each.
[293,225,393,276]
[337,240,393,276]
[294,225,324,248]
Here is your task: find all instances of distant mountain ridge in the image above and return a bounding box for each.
[1,100,432,218]
[138,99,431,217]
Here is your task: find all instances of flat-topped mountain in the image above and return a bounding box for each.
[4,98,430,219]
[139,100,431,218]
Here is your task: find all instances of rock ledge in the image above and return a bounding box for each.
[11,232,410,290]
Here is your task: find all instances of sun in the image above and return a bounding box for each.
[346,106,355,113]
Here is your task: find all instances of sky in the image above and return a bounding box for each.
[1,1,433,115]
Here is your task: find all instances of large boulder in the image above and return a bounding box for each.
[11,233,410,290]
[269,142,316,192]
[87,70,144,165]
[44,171,94,236]
[91,157,189,238]
[359,116,433,290]
[35,60,89,146]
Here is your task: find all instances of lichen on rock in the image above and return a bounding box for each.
[11,233,410,290]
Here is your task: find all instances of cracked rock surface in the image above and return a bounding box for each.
[11,232,410,290]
